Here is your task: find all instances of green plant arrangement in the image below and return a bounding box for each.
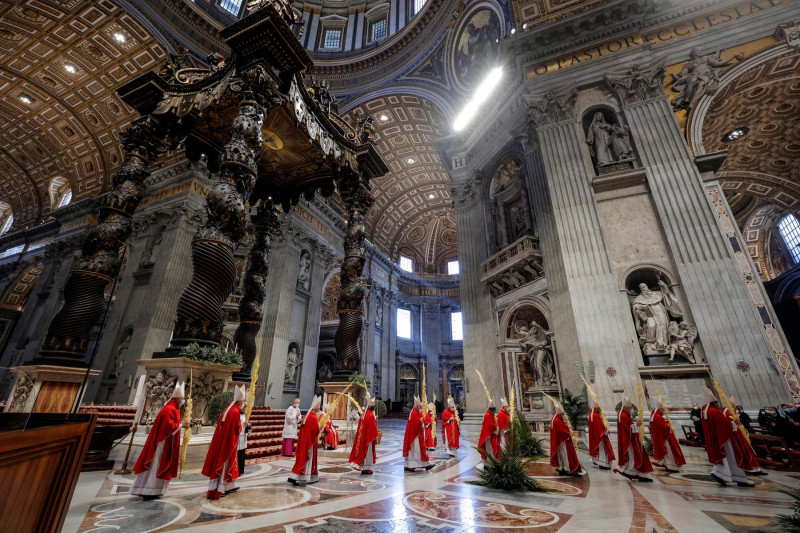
[775,488,800,532]
[643,435,653,456]
[347,372,372,388]
[207,391,234,424]
[374,399,387,418]
[510,412,545,457]
[468,412,550,492]
[179,342,244,367]
[562,388,586,429]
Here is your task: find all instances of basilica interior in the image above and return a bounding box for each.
[0,0,800,531]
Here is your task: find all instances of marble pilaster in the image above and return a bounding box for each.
[298,245,330,404]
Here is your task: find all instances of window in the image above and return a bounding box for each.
[323,28,342,49]
[0,202,12,236]
[369,18,387,42]
[220,0,243,16]
[397,308,411,339]
[447,260,460,275]
[450,311,463,341]
[399,255,413,273]
[414,0,427,14]
[0,244,23,259]
[50,177,72,209]
[779,214,800,264]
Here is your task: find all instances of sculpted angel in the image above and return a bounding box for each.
[668,48,744,111]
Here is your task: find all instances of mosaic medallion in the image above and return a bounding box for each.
[87,500,184,532]
[203,486,310,513]
[404,491,559,528]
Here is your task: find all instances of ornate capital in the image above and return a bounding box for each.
[525,86,578,128]
[451,171,482,210]
[605,57,667,106]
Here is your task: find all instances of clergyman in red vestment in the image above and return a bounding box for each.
[649,397,686,473]
[702,388,755,487]
[403,396,432,471]
[478,398,500,463]
[322,405,339,450]
[424,402,437,451]
[548,395,583,476]
[132,381,188,499]
[442,396,460,457]
[289,395,321,485]
[202,384,245,500]
[617,395,653,482]
[724,396,764,476]
[497,398,511,452]
[588,399,615,470]
[349,397,379,474]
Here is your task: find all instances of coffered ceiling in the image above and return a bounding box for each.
[343,94,457,271]
[0,0,166,229]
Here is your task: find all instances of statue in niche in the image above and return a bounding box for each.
[317,360,332,382]
[285,346,301,384]
[587,112,634,168]
[111,329,133,378]
[400,365,416,381]
[297,250,311,290]
[631,280,696,361]
[517,321,556,387]
[668,48,744,112]
[8,379,33,413]
[375,296,383,327]
[140,226,166,268]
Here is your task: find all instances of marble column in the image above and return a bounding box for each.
[388,290,399,402]
[605,58,800,405]
[422,300,441,400]
[298,243,333,404]
[524,87,642,407]
[256,229,302,408]
[451,172,502,428]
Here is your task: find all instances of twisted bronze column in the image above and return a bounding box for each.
[333,173,373,378]
[232,201,282,378]
[38,116,164,366]
[170,97,265,347]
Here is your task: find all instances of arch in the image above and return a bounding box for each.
[48,176,72,210]
[618,263,677,292]
[339,85,455,124]
[0,202,13,236]
[1,262,43,311]
[500,296,552,341]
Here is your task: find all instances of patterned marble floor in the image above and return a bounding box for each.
[64,419,798,533]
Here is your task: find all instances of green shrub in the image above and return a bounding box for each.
[179,342,244,367]
[471,448,550,492]
[207,391,234,424]
[776,488,800,533]
[374,399,387,419]
[508,412,544,458]
[562,388,586,429]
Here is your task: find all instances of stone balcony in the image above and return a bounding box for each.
[480,235,544,297]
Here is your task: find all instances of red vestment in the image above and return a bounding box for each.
[617,409,653,473]
[442,407,460,449]
[702,402,732,465]
[649,411,686,466]
[424,412,436,448]
[323,419,339,448]
[291,410,320,478]
[722,407,760,470]
[549,413,581,473]
[403,407,429,461]
[349,408,379,468]
[478,409,500,460]
[133,398,181,480]
[497,408,511,432]
[588,407,615,461]
[202,403,242,500]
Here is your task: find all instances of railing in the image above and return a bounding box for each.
[479,235,544,296]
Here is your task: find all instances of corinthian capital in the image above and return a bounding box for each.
[450,171,482,210]
[525,86,578,128]
[605,56,667,106]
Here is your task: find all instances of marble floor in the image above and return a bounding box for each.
[64,419,798,532]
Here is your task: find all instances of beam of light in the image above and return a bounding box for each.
[452,67,503,132]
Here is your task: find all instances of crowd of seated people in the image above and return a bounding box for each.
[757,404,800,446]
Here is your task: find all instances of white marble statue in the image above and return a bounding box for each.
[668,48,743,111]
[631,281,694,360]
[285,346,300,384]
[586,112,614,165]
[517,320,556,387]
[297,250,311,290]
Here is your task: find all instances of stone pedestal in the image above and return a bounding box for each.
[136,357,236,426]
[5,365,100,413]
[318,381,353,420]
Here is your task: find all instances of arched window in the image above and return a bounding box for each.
[49,177,72,209]
[0,202,13,236]
[778,214,800,264]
